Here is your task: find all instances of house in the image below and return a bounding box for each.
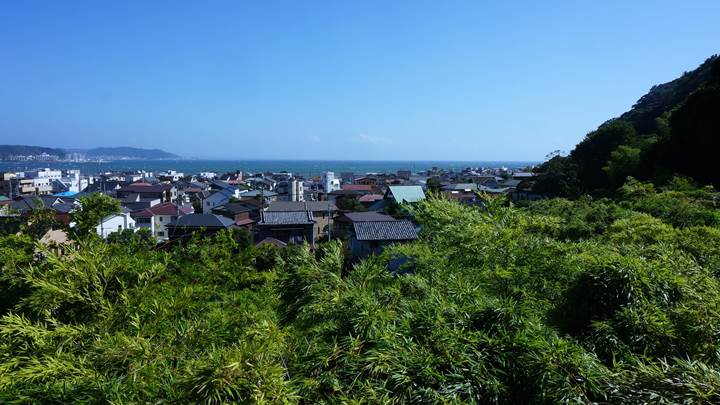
[116,183,177,203]
[120,193,162,211]
[131,202,194,241]
[334,211,396,238]
[9,195,78,224]
[256,210,315,247]
[165,214,236,240]
[202,188,238,214]
[96,212,136,239]
[441,183,478,193]
[358,193,384,207]
[384,186,426,204]
[239,189,278,204]
[350,220,418,259]
[441,183,480,204]
[266,201,337,240]
[211,202,259,229]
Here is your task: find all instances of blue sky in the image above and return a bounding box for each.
[1,1,718,160]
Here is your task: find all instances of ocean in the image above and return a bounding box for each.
[0,159,539,178]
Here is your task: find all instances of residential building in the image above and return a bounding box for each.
[322,171,341,193]
[165,214,236,240]
[96,212,136,239]
[349,220,418,259]
[266,200,337,240]
[384,185,426,204]
[116,183,177,203]
[256,211,315,247]
[131,202,194,241]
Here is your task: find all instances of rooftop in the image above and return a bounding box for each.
[166,214,235,228]
[353,220,418,241]
[266,201,337,212]
[259,210,314,225]
[386,186,426,203]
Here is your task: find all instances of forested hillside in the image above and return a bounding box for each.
[535,55,720,196]
[0,145,65,160]
[2,179,720,403]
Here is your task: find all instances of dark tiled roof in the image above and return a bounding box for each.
[119,184,173,193]
[353,220,418,241]
[166,214,234,228]
[441,183,478,191]
[242,190,278,197]
[259,211,314,225]
[343,212,396,222]
[266,201,337,212]
[213,202,256,214]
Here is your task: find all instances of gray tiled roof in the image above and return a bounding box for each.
[441,183,478,191]
[166,214,234,228]
[266,201,337,212]
[353,220,418,241]
[343,212,396,222]
[259,210,314,225]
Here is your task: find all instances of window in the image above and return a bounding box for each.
[158,217,162,222]
[157,231,164,237]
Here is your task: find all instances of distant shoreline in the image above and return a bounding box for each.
[0,158,538,178]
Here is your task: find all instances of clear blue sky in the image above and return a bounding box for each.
[1,1,718,160]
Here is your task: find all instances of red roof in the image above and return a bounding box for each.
[342,184,373,192]
[235,218,255,226]
[358,193,384,202]
[131,203,193,218]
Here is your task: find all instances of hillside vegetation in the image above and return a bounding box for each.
[0,145,65,159]
[535,55,720,195]
[2,181,720,403]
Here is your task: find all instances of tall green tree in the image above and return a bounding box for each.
[72,193,121,237]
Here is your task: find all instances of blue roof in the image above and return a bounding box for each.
[54,191,79,197]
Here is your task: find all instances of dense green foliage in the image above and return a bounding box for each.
[72,193,121,237]
[535,55,720,195]
[2,181,720,403]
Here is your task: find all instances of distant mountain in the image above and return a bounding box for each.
[534,54,720,196]
[81,147,180,159]
[0,145,65,159]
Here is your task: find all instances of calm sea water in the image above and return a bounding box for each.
[0,159,538,178]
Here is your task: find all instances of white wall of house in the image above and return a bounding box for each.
[96,213,136,238]
[153,214,177,241]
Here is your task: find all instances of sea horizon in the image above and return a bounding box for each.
[0,158,539,178]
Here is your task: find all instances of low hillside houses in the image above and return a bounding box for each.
[116,183,177,203]
[350,219,418,259]
[211,202,259,228]
[334,211,396,239]
[131,202,194,241]
[96,212,136,239]
[256,210,315,247]
[165,214,236,240]
[202,187,239,214]
[240,189,278,204]
[266,201,337,240]
[10,195,78,224]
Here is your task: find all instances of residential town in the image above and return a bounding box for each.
[0,165,537,259]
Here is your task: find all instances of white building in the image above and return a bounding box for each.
[290,179,304,202]
[322,171,341,193]
[95,212,136,238]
